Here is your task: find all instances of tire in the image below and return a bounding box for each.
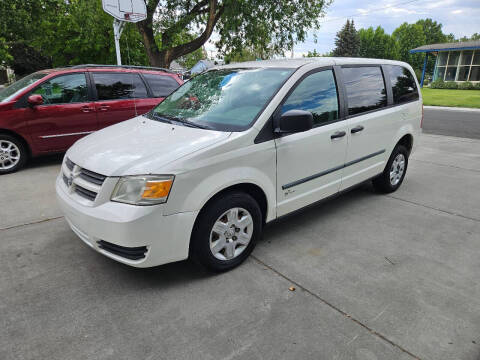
[372,144,408,193]
[0,134,28,175]
[190,191,263,272]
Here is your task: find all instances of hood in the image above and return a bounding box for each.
[67,116,231,176]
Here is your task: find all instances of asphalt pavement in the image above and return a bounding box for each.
[423,106,480,139]
[1,132,480,360]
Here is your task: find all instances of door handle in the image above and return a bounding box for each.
[98,104,110,111]
[331,131,346,140]
[351,125,364,134]
[81,106,94,113]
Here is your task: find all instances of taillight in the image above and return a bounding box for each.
[421,105,424,128]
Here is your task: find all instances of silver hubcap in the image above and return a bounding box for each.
[210,207,254,261]
[390,153,405,186]
[0,140,20,170]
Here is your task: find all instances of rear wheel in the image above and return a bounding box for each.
[190,192,262,272]
[0,134,27,175]
[372,144,408,193]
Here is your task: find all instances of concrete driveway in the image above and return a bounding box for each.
[1,133,479,360]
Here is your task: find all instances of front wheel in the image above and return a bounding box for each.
[372,145,408,193]
[0,135,27,175]
[190,192,262,272]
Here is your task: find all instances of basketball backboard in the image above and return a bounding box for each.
[102,0,147,23]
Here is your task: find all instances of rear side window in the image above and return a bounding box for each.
[143,74,180,97]
[281,70,339,127]
[92,73,148,100]
[342,67,387,116]
[387,65,419,104]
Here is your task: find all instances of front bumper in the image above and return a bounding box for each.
[56,174,198,267]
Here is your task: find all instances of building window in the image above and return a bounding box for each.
[434,50,480,82]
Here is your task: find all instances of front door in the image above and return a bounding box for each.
[275,69,348,217]
[27,72,97,152]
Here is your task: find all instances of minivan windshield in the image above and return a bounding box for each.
[0,72,48,103]
[149,68,294,131]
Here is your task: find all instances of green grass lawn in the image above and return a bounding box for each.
[421,88,480,108]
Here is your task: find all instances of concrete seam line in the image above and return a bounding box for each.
[0,216,64,231]
[410,158,480,173]
[386,195,480,223]
[251,255,422,360]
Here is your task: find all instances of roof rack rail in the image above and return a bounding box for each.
[69,64,175,73]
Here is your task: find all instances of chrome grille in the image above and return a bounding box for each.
[62,158,106,203]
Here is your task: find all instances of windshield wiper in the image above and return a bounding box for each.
[149,113,174,124]
[154,113,211,130]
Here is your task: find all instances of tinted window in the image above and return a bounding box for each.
[93,73,148,100]
[387,65,419,104]
[281,70,339,127]
[31,73,88,105]
[143,74,180,97]
[342,67,387,116]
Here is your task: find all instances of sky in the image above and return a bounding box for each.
[204,0,480,58]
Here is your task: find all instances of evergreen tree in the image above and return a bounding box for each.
[332,20,360,57]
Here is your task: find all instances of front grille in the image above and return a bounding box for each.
[97,240,148,260]
[79,168,106,186]
[66,157,75,171]
[62,158,106,202]
[75,186,97,201]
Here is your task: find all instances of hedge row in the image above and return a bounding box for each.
[430,80,480,90]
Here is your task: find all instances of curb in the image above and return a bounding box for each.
[424,106,480,113]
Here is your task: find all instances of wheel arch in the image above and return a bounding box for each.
[396,133,414,156]
[195,182,269,225]
[0,128,32,157]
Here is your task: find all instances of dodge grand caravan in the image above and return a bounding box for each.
[0,65,182,174]
[56,58,422,272]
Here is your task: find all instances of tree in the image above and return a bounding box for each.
[392,23,426,71]
[415,18,448,74]
[332,20,360,57]
[358,26,399,60]
[136,0,332,68]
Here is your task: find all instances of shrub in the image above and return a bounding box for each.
[475,82,480,90]
[430,79,445,89]
[444,81,458,89]
[458,81,475,90]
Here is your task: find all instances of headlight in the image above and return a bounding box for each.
[111,175,174,205]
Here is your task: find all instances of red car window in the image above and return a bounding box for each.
[143,74,180,97]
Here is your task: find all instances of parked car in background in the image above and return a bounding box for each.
[0,65,183,174]
[56,58,422,272]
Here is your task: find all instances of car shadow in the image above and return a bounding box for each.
[25,153,64,170]
[262,182,377,244]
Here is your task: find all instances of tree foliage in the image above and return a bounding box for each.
[392,22,426,71]
[137,0,332,67]
[332,20,360,57]
[0,0,148,75]
[358,26,399,60]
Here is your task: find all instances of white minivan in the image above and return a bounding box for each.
[56,58,422,272]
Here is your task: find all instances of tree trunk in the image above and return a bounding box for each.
[137,0,222,68]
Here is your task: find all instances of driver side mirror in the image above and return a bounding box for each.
[27,94,43,107]
[274,109,313,134]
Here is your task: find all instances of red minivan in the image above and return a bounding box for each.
[0,65,183,174]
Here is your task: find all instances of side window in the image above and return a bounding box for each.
[92,73,148,100]
[342,67,387,116]
[281,70,339,127]
[31,73,88,105]
[387,65,419,104]
[143,74,180,97]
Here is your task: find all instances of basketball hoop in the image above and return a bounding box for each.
[102,0,147,65]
